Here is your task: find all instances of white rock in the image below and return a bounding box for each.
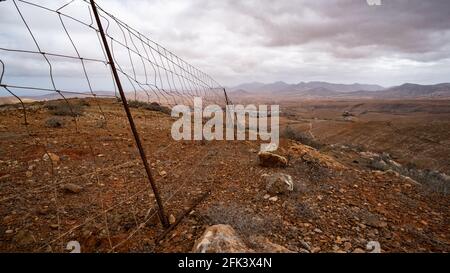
[192,224,251,253]
[265,173,294,194]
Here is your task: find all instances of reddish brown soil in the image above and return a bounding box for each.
[0,98,448,253]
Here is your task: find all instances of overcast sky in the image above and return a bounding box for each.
[1,0,450,92]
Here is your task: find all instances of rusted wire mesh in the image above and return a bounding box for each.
[0,0,226,252]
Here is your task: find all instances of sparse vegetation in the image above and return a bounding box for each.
[409,169,450,194]
[369,153,449,194]
[127,100,171,115]
[282,126,323,149]
[79,99,90,107]
[44,101,85,117]
[205,203,281,237]
[294,202,316,219]
[95,118,107,129]
[45,117,64,128]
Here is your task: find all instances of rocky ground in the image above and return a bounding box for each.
[0,98,448,253]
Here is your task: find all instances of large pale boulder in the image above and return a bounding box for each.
[192,224,252,253]
[288,143,347,170]
[258,152,288,168]
[192,224,295,253]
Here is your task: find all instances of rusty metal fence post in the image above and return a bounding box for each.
[90,0,169,228]
[223,88,230,105]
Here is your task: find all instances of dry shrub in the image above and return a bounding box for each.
[45,117,64,128]
[281,126,323,149]
[205,203,281,237]
[45,101,85,117]
[127,100,171,115]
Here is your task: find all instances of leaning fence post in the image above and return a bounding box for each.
[89,0,169,228]
[223,88,230,105]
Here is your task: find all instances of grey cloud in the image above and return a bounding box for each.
[226,0,450,60]
[1,0,450,89]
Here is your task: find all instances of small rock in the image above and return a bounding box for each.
[0,174,11,182]
[42,153,60,163]
[258,151,288,168]
[38,206,49,215]
[61,183,83,194]
[264,173,294,194]
[313,228,323,234]
[363,214,387,228]
[263,194,270,199]
[169,214,176,225]
[385,169,399,177]
[311,246,321,253]
[374,159,388,170]
[50,224,59,229]
[268,196,278,202]
[25,171,33,178]
[13,230,35,246]
[299,240,311,251]
[3,215,13,223]
[159,170,167,177]
[353,248,365,253]
[401,175,421,186]
[366,241,382,253]
[5,229,14,234]
[343,242,352,252]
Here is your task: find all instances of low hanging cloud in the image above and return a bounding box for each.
[1,0,450,90]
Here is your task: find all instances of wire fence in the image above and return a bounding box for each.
[0,0,227,252]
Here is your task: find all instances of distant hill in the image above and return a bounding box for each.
[230,81,384,94]
[374,83,450,99]
[293,81,384,93]
[275,87,340,98]
[0,91,116,105]
[230,81,450,99]
[231,82,266,92]
[230,89,252,96]
[0,97,35,105]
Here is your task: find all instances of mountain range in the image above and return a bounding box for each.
[229,81,450,100]
[1,82,449,105]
